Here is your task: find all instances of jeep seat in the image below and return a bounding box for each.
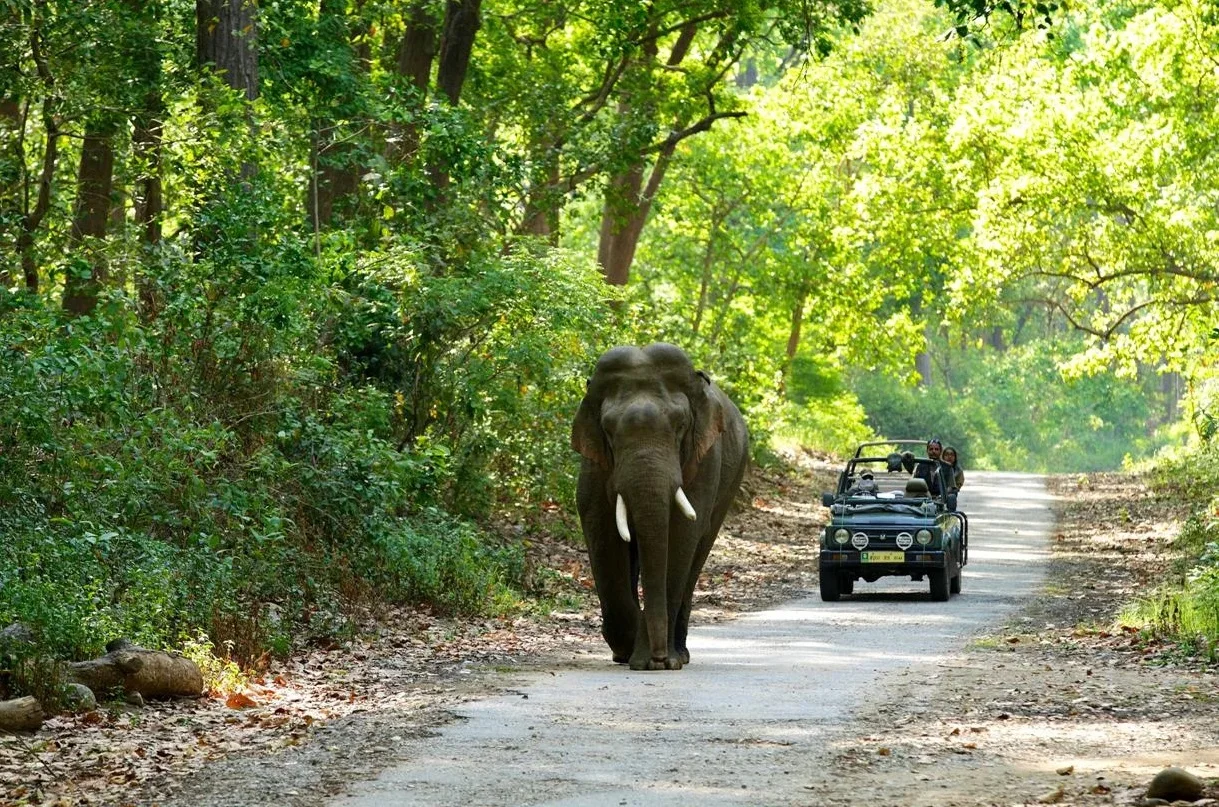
[904,478,930,497]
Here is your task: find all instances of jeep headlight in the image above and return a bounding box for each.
[916,529,933,545]
[834,528,849,545]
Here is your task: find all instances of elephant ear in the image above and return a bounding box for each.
[681,369,726,485]
[572,386,610,468]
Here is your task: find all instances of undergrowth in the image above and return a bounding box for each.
[1121,443,1219,652]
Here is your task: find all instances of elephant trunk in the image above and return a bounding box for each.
[616,488,696,542]
[623,492,672,667]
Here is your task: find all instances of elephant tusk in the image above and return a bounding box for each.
[675,487,697,521]
[615,494,631,542]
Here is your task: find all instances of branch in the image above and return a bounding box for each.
[1016,293,1216,341]
[573,53,631,125]
[642,106,746,156]
[1026,244,1219,289]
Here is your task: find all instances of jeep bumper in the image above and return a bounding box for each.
[819,549,949,573]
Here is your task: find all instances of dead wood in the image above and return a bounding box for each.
[0,696,44,732]
[65,642,203,699]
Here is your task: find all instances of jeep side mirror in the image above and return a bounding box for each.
[946,492,958,511]
[821,492,835,508]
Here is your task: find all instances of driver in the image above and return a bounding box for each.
[849,470,879,496]
[912,438,945,495]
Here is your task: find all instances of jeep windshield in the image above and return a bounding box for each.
[829,455,951,516]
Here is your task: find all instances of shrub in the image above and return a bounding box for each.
[0,239,610,669]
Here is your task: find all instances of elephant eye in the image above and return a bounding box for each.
[670,405,691,431]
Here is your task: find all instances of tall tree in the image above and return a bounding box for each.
[61,118,116,315]
[196,0,259,196]
[307,0,370,232]
[436,0,482,105]
[196,0,259,102]
[11,1,61,294]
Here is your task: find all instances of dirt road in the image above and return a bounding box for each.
[331,473,1053,806]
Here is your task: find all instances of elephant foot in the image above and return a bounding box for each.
[628,655,683,671]
[678,648,690,665]
[611,653,630,665]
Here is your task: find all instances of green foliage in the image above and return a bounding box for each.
[0,240,608,663]
[179,633,249,695]
[328,242,616,515]
[4,0,1217,676]
[851,338,1166,472]
[1121,445,1219,655]
[367,510,525,616]
[771,394,875,459]
[771,356,875,457]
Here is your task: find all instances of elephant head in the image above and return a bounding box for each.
[572,343,748,670]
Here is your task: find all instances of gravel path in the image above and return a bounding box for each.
[331,471,1052,806]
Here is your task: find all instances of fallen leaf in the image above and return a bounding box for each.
[1037,784,1065,804]
[225,693,258,709]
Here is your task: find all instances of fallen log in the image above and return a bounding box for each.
[0,696,44,732]
[65,641,203,699]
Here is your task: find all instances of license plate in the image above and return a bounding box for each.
[861,551,905,563]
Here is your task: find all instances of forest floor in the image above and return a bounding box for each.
[3,456,1218,806]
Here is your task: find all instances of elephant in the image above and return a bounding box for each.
[572,343,749,671]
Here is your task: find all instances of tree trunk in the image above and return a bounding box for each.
[735,58,758,88]
[436,0,482,106]
[0,696,43,732]
[18,11,61,294]
[786,285,809,360]
[418,0,482,199]
[597,149,674,286]
[62,121,115,316]
[133,91,164,318]
[196,0,259,187]
[915,350,932,387]
[309,126,361,231]
[518,154,560,242]
[196,0,259,102]
[389,1,439,165]
[127,0,165,316]
[308,0,367,231]
[0,97,20,288]
[985,325,1005,351]
[1163,370,1181,423]
[65,642,204,699]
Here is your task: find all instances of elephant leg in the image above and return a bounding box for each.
[586,517,639,664]
[675,470,737,664]
[660,521,703,669]
[674,532,716,665]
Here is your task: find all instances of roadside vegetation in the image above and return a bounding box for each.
[2,0,1218,700]
[1122,442,1219,653]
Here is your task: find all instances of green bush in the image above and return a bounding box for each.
[367,510,525,615]
[1123,445,1219,653]
[0,239,610,673]
[327,243,615,516]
